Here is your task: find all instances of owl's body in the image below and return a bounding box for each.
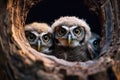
[51,16,92,61]
[25,22,53,54]
[87,32,101,59]
[53,44,91,61]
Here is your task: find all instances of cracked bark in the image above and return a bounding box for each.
[0,0,120,80]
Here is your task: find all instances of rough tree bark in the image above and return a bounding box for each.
[0,0,120,80]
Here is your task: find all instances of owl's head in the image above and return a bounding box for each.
[25,22,53,54]
[51,16,91,47]
[87,32,101,58]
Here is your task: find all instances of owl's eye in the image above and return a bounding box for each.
[26,33,36,42]
[42,34,50,42]
[73,28,81,35]
[58,28,66,36]
[93,40,99,47]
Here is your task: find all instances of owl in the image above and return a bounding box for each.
[87,32,101,59]
[25,22,53,54]
[51,16,92,62]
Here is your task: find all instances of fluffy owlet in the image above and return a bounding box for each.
[87,32,101,59]
[25,22,53,54]
[51,16,92,62]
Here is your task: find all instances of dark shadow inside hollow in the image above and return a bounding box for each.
[25,0,101,36]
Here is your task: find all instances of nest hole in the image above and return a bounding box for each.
[25,0,104,61]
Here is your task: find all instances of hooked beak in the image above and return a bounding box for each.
[67,34,72,45]
[37,40,41,51]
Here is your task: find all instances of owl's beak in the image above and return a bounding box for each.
[37,40,41,51]
[67,34,72,45]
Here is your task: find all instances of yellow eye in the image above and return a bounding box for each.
[26,33,36,42]
[58,28,66,36]
[73,28,81,35]
[43,34,50,42]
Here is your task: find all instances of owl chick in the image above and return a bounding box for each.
[51,16,92,62]
[87,32,101,59]
[25,22,53,54]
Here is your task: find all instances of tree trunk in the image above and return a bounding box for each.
[0,0,120,80]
